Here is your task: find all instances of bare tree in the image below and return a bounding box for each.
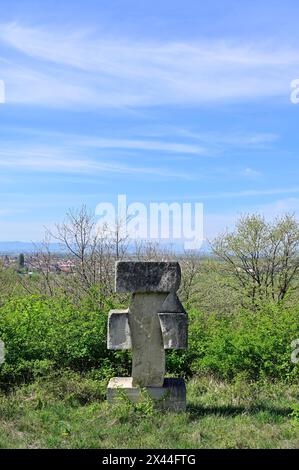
[133,239,175,261]
[104,215,131,261]
[179,251,201,305]
[21,236,57,297]
[41,205,131,305]
[50,206,99,292]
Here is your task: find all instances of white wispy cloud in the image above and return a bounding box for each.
[0,22,298,108]
[198,187,299,200]
[241,167,261,177]
[174,129,279,148]
[0,125,278,156]
[73,137,203,154]
[40,133,203,154]
[0,145,194,180]
[0,131,269,182]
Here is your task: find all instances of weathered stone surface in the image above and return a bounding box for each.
[158,312,188,349]
[130,293,167,387]
[107,310,131,350]
[161,291,185,313]
[115,261,181,293]
[107,260,188,410]
[107,377,186,412]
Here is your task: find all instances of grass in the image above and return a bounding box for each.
[0,371,298,449]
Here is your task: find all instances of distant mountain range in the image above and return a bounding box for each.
[0,240,211,255]
[0,241,64,254]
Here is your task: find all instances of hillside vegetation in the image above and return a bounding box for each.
[0,211,298,448]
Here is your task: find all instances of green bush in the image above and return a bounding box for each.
[167,304,299,381]
[0,295,298,388]
[0,295,130,387]
[290,404,299,424]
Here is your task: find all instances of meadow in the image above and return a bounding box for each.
[0,212,298,449]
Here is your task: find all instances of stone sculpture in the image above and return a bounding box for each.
[107,261,188,411]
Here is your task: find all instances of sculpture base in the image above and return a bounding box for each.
[107,377,186,412]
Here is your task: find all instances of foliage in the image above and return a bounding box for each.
[17,253,25,270]
[290,404,299,424]
[0,294,131,388]
[213,214,299,308]
[167,304,299,381]
[0,211,298,449]
[0,293,298,388]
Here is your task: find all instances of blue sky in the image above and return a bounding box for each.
[0,0,299,242]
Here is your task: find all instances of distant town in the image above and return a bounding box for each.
[0,253,76,274]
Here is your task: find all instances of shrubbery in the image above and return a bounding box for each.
[168,305,299,381]
[0,294,298,388]
[0,295,130,388]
